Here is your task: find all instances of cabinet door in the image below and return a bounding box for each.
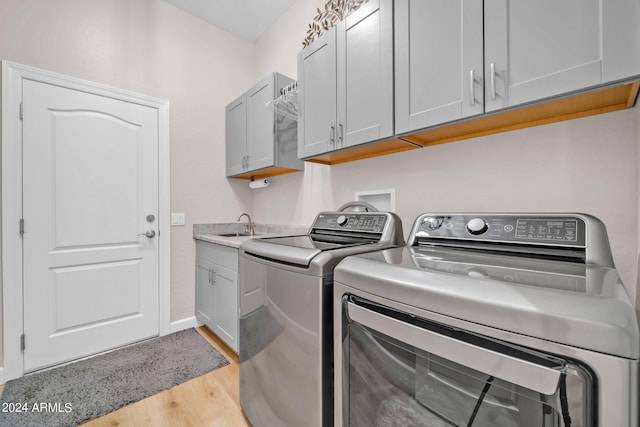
[602,0,640,82]
[246,74,276,171]
[212,264,238,351]
[395,0,484,133]
[484,0,603,112]
[225,94,247,176]
[298,28,337,159]
[195,258,215,330]
[337,0,394,147]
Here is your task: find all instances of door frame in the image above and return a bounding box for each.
[1,61,171,382]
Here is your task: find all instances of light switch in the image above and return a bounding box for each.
[171,213,186,226]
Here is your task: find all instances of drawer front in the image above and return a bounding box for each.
[196,240,239,271]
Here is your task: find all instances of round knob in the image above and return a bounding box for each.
[337,215,348,226]
[467,218,488,235]
[422,216,444,230]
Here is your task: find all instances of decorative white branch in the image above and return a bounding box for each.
[302,0,369,47]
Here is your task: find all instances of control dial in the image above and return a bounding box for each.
[422,216,444,230]
[467,218,489,235]
[337,215,348,226]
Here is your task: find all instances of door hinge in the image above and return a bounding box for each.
[20,334,25,351]
[19,219,25,236]
[19,102,23,120]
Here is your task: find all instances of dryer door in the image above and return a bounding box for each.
[340,296,595,427]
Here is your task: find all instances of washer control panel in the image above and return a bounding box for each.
[416,214,586,247]
[313,213,388,233]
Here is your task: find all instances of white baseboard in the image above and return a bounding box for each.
[170,316,201,333]
[0,367,5,385]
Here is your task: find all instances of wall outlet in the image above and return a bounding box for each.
[171,213,186,226]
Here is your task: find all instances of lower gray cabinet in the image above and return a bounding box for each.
[195,241,238,352]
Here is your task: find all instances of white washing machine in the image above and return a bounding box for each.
[334,213,639,427]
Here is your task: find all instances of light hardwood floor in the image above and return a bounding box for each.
[81,327,250,427]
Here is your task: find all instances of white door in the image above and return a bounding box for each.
[22,79,160,372]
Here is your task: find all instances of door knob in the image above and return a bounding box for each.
[138,230,156,238]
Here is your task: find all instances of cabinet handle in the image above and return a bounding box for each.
[212,268,217,284]
[469,70,476,106]
[245,154,249,169]
[208,268,213,284]
[338,121,344,146]
[490,63,497,101]
[329,122,335,146]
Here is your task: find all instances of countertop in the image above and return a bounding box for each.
[193,223,308,249]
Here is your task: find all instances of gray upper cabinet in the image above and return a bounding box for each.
[396,0,640,134]
[395,0,484,133]
[298,0,394,159]
[246,78,277,170]
[298,29,337,159]
[226,72,303,179]
[226,95,247,176]
[484,0,603,112]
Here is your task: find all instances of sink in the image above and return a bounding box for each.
[216,232,254,237]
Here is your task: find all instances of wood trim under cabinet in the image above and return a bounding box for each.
[401,80,640,148]
[303,138,420,165]
[230,166,303,181]
[299,80,638,166]
[626,81,640,108]
[235,80,638,170]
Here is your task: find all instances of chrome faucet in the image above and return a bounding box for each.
[238,213,254,236]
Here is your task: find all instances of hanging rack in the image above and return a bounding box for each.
[265,81,298,121]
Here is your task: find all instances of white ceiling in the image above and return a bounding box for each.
[162,0,298,42]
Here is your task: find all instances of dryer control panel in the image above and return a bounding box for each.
[313,213,388,233]
[413,214,587,248]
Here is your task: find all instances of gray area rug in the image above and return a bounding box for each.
[0,328,229,427]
